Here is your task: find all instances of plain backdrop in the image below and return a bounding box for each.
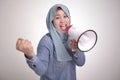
[0,0,120,80]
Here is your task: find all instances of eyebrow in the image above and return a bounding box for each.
[55,14,60,16]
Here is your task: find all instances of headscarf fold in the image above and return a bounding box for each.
[46,4,72,61]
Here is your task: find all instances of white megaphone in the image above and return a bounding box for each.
[66,25,97,52]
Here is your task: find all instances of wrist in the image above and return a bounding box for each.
[24,52,35,59]
[72,48,79,53]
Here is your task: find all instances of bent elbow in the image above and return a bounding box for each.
[77,60,85,66]
[77,57,86,66]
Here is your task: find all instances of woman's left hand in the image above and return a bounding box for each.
[70,39,79,52]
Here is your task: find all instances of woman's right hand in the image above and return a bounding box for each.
[16,38,35,59]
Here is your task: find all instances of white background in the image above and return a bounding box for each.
[0,0,120,80]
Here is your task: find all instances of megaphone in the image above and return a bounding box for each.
[66,25,97,52]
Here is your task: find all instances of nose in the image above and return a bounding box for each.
[60,17,65,23]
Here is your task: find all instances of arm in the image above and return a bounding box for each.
[26,45,50,76]
[70,39,86,66]
[26,36,51,76]
[72,50,85,66]
[16,35,51,76]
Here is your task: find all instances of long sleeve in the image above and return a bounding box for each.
[73,50,86,66]
[26,35,52,76]
[25,34,85,80]
[65,38,86,66]
[64,38,86,67]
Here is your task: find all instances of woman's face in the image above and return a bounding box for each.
[53,9,70,34]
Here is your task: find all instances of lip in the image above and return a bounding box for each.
[60,24,67,30]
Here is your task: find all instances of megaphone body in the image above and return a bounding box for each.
[66,25,97,52]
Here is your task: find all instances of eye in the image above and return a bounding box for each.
[55,16,60,19]
[64,15,68,18]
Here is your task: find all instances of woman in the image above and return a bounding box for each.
[16,4,85,80]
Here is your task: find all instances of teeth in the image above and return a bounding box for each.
[61,25,65,27]
[61,25,66,30]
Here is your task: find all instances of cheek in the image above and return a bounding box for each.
[66,18,70,24]
[53,21,60,28]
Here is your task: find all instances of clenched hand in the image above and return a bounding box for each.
[16,38,35,59]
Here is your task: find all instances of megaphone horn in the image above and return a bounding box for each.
[66,25,97,52]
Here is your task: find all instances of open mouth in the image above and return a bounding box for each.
[60,24,67,31]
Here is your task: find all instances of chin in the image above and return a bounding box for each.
[63,31,67,34]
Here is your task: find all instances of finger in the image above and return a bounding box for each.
[72,39,77,42]
[71,41,77,46]
[16,38,25,50]
[70,39,74,44]
[74,42,78,46]
[16,38,23,50]
[24,39,31,46]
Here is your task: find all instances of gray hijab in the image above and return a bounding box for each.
[46,4,72,61]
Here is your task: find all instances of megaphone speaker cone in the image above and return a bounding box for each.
[77,30,97,52]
